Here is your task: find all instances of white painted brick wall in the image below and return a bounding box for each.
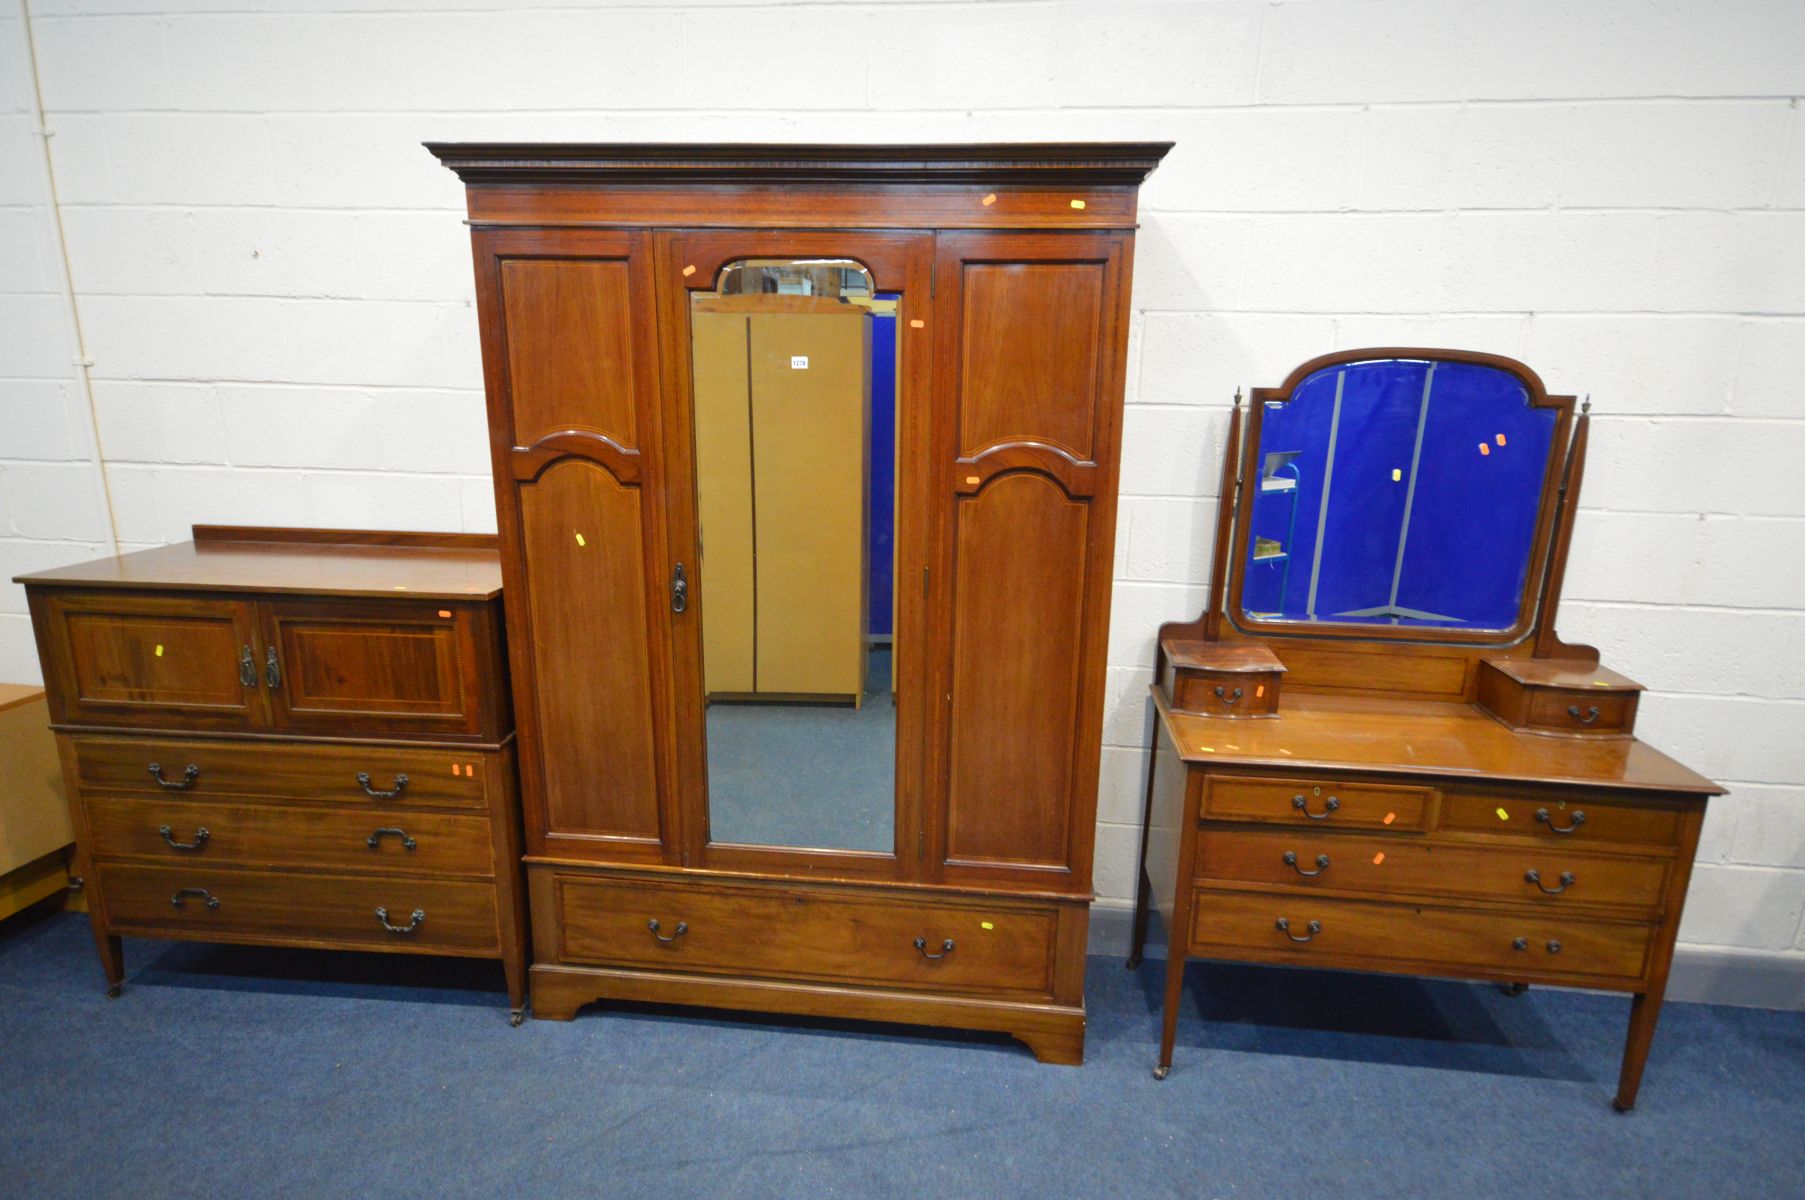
[1,0,1802,967]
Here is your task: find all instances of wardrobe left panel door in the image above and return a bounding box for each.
[472,229,678,864]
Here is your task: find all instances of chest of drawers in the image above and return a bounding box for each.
[17,527,527,1023]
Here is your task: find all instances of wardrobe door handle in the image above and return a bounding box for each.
[265,646,281,689]
[375,907,425,935]
[1283,851,1330,877]
[914,937,956,960]
[648,918,687,943]
[671,562,688,613]
[1567,704,1601,725]
[366,827,417,851]
[356,772,409,799]
[1292,794,1340,820]
[1275,917,1321,943]
[1534,807,1586,835]
[158,825,209,852]
[148,763,200,791]
[1214,686,1243,707]
[239,645,256,687]
[170,887,219,910]
[1525,868,1576,895]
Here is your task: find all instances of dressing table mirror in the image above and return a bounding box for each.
[1130,348,1721,1109]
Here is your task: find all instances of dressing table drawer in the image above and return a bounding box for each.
[552,875,1062,999]
[1188,889,1654,984]
[1193,828,1671,915]
[1440,792,1684,849]
[1200,774,1435,831]
[1522,689,1638,737]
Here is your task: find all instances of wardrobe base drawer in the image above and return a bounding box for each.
[1188,888,1654,985]
[70,735,492,810]
[546,872,1066,1000]
[97,863,500,954]
[84,795,497,877]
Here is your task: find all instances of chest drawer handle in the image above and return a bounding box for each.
[148,763,200,791]
[914,937,956,960]
[357,772,410,799]
[1567,704,1601,725]
[1534,807,1586,835]
[648,918,688,943]
[1214,686,1243,706]
[1292,795,1339,820]
[1512,936,1564,955]
[170,887,219,910]
[158,825,210,852]
[1283,851,1330,877]
[366,827,418,851]
[1526,868,1576,895]
[1275,917,1321,943]
[375,907,426,935]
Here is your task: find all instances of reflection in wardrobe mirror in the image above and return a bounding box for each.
[690,259,897,853]
[1240,356,1559,632]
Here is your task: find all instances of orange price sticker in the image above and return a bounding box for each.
[1372,852,1386,866]
[982,193,997,206]
[438,609,451,619]
[1478,443,1491,456]
[1383,812,1396,825]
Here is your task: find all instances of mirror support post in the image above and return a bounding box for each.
[1200,390,1245,648]
[1534,398,1590,658]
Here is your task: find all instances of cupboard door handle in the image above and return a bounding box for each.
[170,887,219,910]
[1214,686,1243,706]
[375,907,425,935]
[1525,868,1576,895]
[1534,807,1586,835]
[914,937,956,960]
[366,827,417,851]
[1292,794,1339,820]
[648,918,687,943]
[148,763,200,791]
[356,772,409,799]
[158,824,209,852]
[265,646,281,689]
[1567,704,1601,725]
[671,562,688,613]
[1275,917,1321,943]
[239,645,256,687]
[1283,851,1330,877]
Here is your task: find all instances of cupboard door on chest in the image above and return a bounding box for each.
[930,232,1132,893]
[472,229,674,862]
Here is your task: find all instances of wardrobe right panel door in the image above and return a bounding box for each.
[929,231,1134,895]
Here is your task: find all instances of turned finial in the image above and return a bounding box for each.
[1582,394,1591,414]
[1233,387,1243,407]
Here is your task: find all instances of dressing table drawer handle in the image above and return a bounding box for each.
[1525,868,1576,895]
[1214,686,1243,706]
[1567,704,1601,725]
[1292,795,1340,820]
[366,827,417,851]
[170,887,219,910]
[158,824,209,852]
[914,937,956,960]
[1275,917,1321,943]
[648,918,687,943]
[148,763,200,790]
[375,907,425,935]
[357,772,409,799]
[1534,807,1586,835]
[1283,851,1330,877]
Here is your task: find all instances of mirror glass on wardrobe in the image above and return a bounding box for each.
[688,259,898,853]
[1239,355,1559,633]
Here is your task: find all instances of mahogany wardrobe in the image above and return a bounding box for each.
[429,142,1171,1062]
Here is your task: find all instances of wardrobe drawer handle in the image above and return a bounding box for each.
[375,907,425,935]
[1214,685,1243,706]
[265,646,282,689]
[1525,868,1576,895]
[170,887,219,910]
[1275,917,1321,943]
[1283,851,1330,877]
[158,825,210,852]
[366,827,417,851]
[1567,704,1601,725]
[1292,794,1339,820]
[148,763,200,791]
[648,918,687,943]
[356,772,409,799]
[914,937,956,960]
[1534,807,1586,835]
[239,645,256,687]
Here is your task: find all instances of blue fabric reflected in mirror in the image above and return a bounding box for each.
[1240,357,1557,632]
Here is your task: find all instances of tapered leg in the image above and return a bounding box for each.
[1614,984,1667,1112]
[1127,697,1161,970]
[1127,868,1153,970]
[92,927,124,998]
[503,950,527,1026]
[1154,951,1187,1079]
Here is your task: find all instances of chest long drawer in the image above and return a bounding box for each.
[98,862,500,954]
[1194,827,1672,916]
[70,735,492,810]
[550,873,1062,1000]
[1188,888,1654,986]
[83,795,496,878]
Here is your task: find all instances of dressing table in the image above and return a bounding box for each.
[1129,349,1721,1110]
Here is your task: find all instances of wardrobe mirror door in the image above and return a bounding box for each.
[688,259,898,853]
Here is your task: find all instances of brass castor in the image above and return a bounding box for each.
[105,984,122,999]
[509,1008,525,1027]
[1499,982,1529,997]
[1153,1064,1170,1081]
[1612,1098,1634,1114]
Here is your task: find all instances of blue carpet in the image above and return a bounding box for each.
[2,909,1801,1199]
